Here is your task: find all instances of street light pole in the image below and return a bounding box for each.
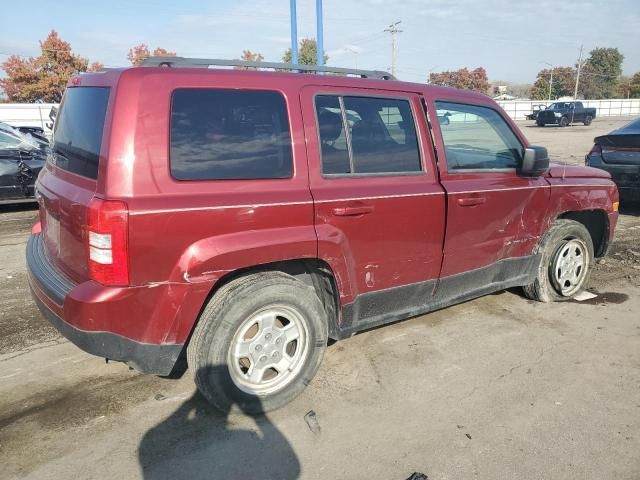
[290,0,298,66]
[345,47,359,69]
[316,0,324,69]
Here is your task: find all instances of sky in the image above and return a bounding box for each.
[1,0,639,84]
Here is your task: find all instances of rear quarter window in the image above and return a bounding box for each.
[170,89,293,180]
[53,87,110,179]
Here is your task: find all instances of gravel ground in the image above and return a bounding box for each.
[0,116,639,480]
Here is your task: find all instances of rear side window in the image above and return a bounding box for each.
[53,87,110,179]
[315,95,421,175]
[170,89,293,180]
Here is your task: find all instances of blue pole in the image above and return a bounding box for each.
[316,0,324,70]
[290,0,298,66]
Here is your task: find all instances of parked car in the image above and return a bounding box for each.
[525,103,547,121]
[586,117,640,202]
[14,125,49,143]
[536,101,597,127]
[27,58,619,413]
[0,122,47,203]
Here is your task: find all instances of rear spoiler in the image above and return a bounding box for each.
[594,133,640,149]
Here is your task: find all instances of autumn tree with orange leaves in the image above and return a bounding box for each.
[428,67,490,94]
[234,50,265,70]
[127,44,176,66]
[0,30,103,103]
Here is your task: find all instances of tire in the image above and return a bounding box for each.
[583,115,593,126]
[187,271,328,414]
[523,219,594,303]
[559,116,569,127]
[536,120,545,127]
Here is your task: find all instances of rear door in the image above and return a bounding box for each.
[428,99,549,278]
[301,85,446,314]
[37,84,111,282]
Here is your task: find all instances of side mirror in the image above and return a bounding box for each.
[521,145,549,177]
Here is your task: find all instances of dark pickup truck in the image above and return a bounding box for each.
[536,101,597,127]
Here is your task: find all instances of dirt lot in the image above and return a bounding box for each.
[1,116,639,480]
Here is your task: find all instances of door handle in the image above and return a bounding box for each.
[332,204,374,216]
[457,196,486,207]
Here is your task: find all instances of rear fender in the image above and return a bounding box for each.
[165,226,318,343]
[171,226,318,284]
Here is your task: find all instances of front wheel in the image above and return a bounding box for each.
[559,116,569,127]
[187,271,328,414]
[523,220,594,302]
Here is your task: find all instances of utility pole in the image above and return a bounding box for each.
[384,20,402,76]
[573,44,584,101]
[573,44,585,123]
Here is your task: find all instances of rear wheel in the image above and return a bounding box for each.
[187,271,328,414]
[536,120,545,127]
[583,115,593,126]
[523,220,594,302]
[559,116,569,127]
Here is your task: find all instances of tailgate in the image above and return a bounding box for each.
[38,166,96,282]
[37,85,111,283]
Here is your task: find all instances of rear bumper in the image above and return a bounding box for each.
[26,234,184,375]
[587,159,640,201]
[31,293,183,374]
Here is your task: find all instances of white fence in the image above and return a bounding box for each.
[0,103,58,137]
[497,98,640,120]
[0,98,638,133]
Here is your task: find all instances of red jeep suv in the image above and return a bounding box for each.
[27,58,618,412]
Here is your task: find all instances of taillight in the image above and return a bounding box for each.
[585,143,601,165]
[87,197,129,286]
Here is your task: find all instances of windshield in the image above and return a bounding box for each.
[0,123,40,150]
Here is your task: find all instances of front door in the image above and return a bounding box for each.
[428,99,550,278]
[300,86,446,328]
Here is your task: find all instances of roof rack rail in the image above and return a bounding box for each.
[139,56,396,80]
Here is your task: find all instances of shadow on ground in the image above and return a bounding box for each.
[138,366,300,480]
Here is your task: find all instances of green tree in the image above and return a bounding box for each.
[428,67,490,94]
[630,72,640,98]
[0,30,102,103]
[530,67,576,100]
[282,38,328,66]
[580,47,624,99]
